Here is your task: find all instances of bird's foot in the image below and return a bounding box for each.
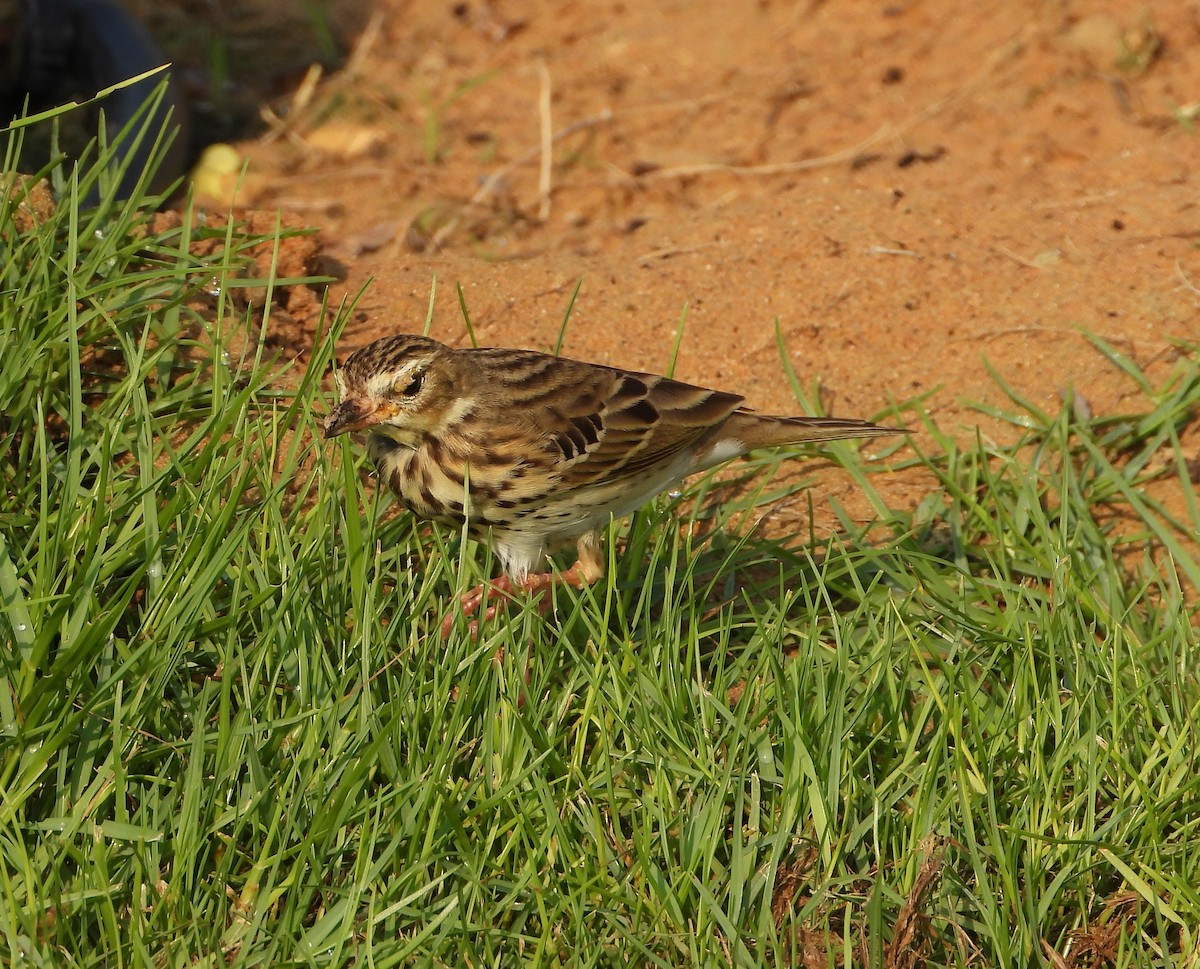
[439,575,523,639]
[459,574,518,619]
[440,563,598,638]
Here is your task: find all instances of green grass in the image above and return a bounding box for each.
[3,106,1200,968]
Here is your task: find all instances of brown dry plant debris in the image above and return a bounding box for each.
[883,847,944,969]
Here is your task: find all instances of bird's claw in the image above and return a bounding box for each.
[440,573,563,638]
[440,576,518,638]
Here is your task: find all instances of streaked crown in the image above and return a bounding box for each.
[338,334,446,396]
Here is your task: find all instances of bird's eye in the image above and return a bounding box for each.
[398,372,424,397]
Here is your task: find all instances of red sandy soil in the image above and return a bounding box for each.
[132,0,1200,530]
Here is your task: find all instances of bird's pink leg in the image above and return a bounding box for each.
[458,574,517,619]
[439,572,559,639]
[440,532,606,638]
[440,575,516,639]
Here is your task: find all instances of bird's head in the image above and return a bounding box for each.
[324,334,466,446]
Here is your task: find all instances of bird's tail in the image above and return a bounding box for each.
[726,412,904,450]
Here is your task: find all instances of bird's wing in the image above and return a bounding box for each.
[536,362,745,489]
[468,348,744,490]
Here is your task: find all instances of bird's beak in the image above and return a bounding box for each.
[323,396,394,438]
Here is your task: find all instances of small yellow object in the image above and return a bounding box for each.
[191,144,264,206]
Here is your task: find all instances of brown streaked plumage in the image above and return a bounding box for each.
[324,333,902,631]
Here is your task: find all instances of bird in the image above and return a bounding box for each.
[324,333,901,632]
